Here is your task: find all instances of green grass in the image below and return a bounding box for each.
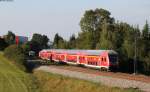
[34,71,142,92]
[0,52,39,92]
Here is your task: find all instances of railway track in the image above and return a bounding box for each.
[28,59,150,84]
[36,64,150,92]
[41,63,150,83]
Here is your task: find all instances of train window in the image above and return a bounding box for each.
[109,55,117,64]
[104,58,106,61]
[87,61,98,66]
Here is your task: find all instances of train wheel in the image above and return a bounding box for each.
[100,67,108,71]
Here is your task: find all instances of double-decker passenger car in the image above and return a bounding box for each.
[39,49,118,70]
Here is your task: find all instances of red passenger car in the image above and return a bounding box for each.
[39,49,118,70]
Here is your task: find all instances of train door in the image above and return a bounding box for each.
[100,56,109,68]
[79,55,86,64]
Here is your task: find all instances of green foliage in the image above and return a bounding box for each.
[0,53,39,92]
[53,33,68,49]
[4,31,15,45]
[80,8,113,33]
[30,33,49,54]
[4,45,26,70]
[50,8,150,75]
[73,8,150,74]
[21,42,31,56]
[78,8,114,49]
[53,33,62,48]
[31,33,49,48]
[122,29,135,59]
[142,20,149,38]
[76,31,96,49]
[139,21,150,74]
[0,38,8,51]
[68,34,76,49]
[96,19,114,49]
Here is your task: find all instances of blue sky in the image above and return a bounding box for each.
[0,0,150,40]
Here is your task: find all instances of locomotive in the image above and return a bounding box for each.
[39,49,118,70]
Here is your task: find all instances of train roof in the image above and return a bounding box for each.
[41,49,118,56]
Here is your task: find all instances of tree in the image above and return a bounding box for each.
[76,31,95,49]
[122,34,134,58]
[58,40,68,49]
[4,31,15,45]
[31,33,49,48]
[53,33,64,49]
[53,33,59,48]
[30,33,49,54]
[78,8,115,49]
[21,42,31,56]
[68,34,76,49]
[96,19,114,49]
[42,35,49,48]
[142,21,150,55]
[142,20,149,38]
[77,8,150,74]
[140,21,150,74]
[4,45,26,71]
[80,8,114,33]
[0,37,8,50]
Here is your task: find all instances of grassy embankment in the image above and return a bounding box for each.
[0,52,39,92]
[34,70,142,92]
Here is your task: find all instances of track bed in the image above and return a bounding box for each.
[43,63,150,83]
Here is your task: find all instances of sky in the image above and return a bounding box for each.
[0,0,150,40]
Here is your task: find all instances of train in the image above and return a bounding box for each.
[39,49,119,70]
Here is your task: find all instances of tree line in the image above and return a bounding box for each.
[0,8,149,75]
[0,31,49,71]
[53,9,150,75]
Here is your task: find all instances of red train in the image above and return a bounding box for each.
[39,49,118,70]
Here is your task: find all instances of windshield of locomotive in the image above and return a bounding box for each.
[109,54,118,64]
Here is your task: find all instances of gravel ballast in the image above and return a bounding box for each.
[36,66,150,92]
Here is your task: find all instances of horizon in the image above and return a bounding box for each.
[0,0,150,40]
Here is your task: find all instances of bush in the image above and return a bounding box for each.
[0,38,8,51]
[4,44,26,71]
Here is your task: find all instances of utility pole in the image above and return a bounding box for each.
[134,34,137,75]
[133,30,150,75]
[133,25,139,75]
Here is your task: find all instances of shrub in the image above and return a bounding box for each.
[4,44,26,71]
[0,38,8,51]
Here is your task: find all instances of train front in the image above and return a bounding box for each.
[108,50,118,71]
